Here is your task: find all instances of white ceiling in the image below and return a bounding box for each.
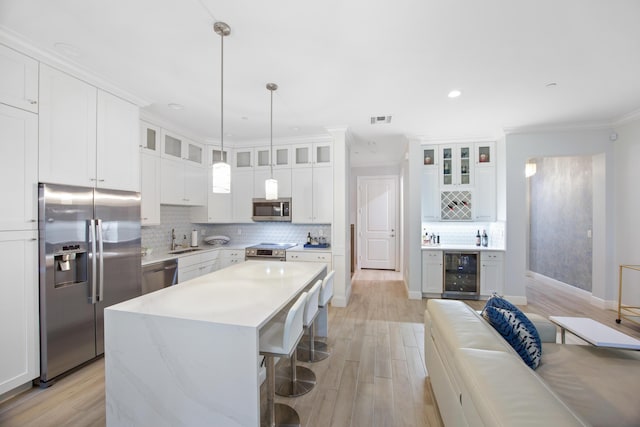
[2,0,640,167]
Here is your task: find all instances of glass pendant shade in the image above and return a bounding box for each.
[212,161,231,193]
[265,178,278,200]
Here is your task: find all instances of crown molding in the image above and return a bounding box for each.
[406,134,499,144]
[502,120,613,135]
[0,25,149,107]
[612,108,640,127]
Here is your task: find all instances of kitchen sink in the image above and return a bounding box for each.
[168,248,204,255]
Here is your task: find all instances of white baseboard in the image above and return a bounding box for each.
[408,290,422,300]
[528,271,616,309]
[332,296,348,307]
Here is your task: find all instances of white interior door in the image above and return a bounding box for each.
[359,176,397,270]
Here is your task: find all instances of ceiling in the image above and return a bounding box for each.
[2,0,640,167]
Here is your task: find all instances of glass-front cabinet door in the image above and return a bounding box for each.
[254,147,271,169]
[475,141,495,167]
[440,144,473,187]
[210,146,229,164]
[273,146,290,169]
[234,148,253,169]
[140,121,160,154]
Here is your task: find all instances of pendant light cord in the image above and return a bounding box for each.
[270,88,273,179]
[220,30,224,154]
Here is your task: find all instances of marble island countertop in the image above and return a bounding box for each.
[112,260,326,328]
[421,244,505,251]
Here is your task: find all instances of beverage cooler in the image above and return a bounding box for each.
[442,251,479,300]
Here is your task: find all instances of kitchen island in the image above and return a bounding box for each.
[104,260,327,427]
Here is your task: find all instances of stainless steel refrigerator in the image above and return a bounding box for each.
[38,183,141,386]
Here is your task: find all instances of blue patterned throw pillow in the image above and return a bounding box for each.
[482,299,542,369]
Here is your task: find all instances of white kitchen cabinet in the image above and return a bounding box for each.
[421,164,440,222]
[178,250,220,283]
[160,158,206,206]
[254,146,271,169]
[292,141,332,168]
[480,251,504,296]
[141,151,161,225]
[232,170,254,222]
[440,144,473,188]
[0,44,39,113]
[287,250,332,270]
[422,250,443,294]
[291,166,333,224]
[140,121,161,154]
[234,148,253,169]
[39,65,139,191]
[253,168,292,199]
[273,145,291,169]
[0,230,39,395]
[474,167,496,221]
[161,130,204,166]
[219,248,245,269]
[475,141,495,167]
[96,90,140,192]
[0,104,38,231]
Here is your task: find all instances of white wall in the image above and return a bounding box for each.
[614,117,640,306]
[405,138,423,299]
[504,129,615,303]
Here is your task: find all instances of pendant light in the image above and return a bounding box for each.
[265,83,278,200]
[212,22,231,194]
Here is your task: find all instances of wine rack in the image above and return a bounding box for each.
[441,191,472,221]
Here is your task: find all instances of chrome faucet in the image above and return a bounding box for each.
[171,228,177,250]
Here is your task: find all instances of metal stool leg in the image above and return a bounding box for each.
[275,349,316,397]
[262,355,300,427]
[297,321,330,362]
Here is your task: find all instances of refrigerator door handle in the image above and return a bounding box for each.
[97,219,104,302]
[89,219,98,304]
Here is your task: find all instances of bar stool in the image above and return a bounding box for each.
[259,291,307,427]
[298,270,334,362]
[275,280,322,397]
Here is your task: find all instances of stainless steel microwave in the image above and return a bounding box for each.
[252,198,292,222]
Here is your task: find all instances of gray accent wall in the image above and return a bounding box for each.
[529,156,593,291]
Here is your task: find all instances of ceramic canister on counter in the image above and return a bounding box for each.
[191,230,198,247]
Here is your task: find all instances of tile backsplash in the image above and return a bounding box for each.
[421,221,506,248]
[142,205,331,253]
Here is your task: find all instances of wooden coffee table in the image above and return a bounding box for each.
[549,316,640,350]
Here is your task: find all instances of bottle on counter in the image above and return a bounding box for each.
[307,232,312,244]
[476,230,481,247]
[436,234,440,244]
[482,230,488,247]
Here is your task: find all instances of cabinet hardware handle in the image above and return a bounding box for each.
[30,219,37,222]
[27,99,37,105]
[142,217,149,220]
[31,238,38,241]
[90,178,97,181]
[99,179,105,182]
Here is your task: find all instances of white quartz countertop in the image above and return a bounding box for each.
[287,244,331,252]
[141,243,249,266]
[109,260,326,329]
[421,244,505,251]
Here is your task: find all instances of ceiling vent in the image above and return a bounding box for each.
[370,115,392,124]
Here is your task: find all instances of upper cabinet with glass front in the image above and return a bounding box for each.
[440,144,473,187]
[233,147,253,169]
[161,130,204,166]
[254,146,271,169]
[292,141,332,168]
[140,121,160,155]
[475,141,495,167]
[273,145,291,169]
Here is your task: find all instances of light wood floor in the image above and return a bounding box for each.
[2,271,639,427]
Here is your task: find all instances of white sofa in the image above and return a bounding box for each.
[424,299,587,426]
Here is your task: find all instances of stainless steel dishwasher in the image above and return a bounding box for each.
[142,259,178,295]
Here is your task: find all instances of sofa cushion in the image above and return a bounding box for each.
[483,306,542,369]
[455,348,587,426]
[427,299,509,353]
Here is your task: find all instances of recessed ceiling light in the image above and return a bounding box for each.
[54,42,82,58]
[448,89,462,98]
[168,103,184,110]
